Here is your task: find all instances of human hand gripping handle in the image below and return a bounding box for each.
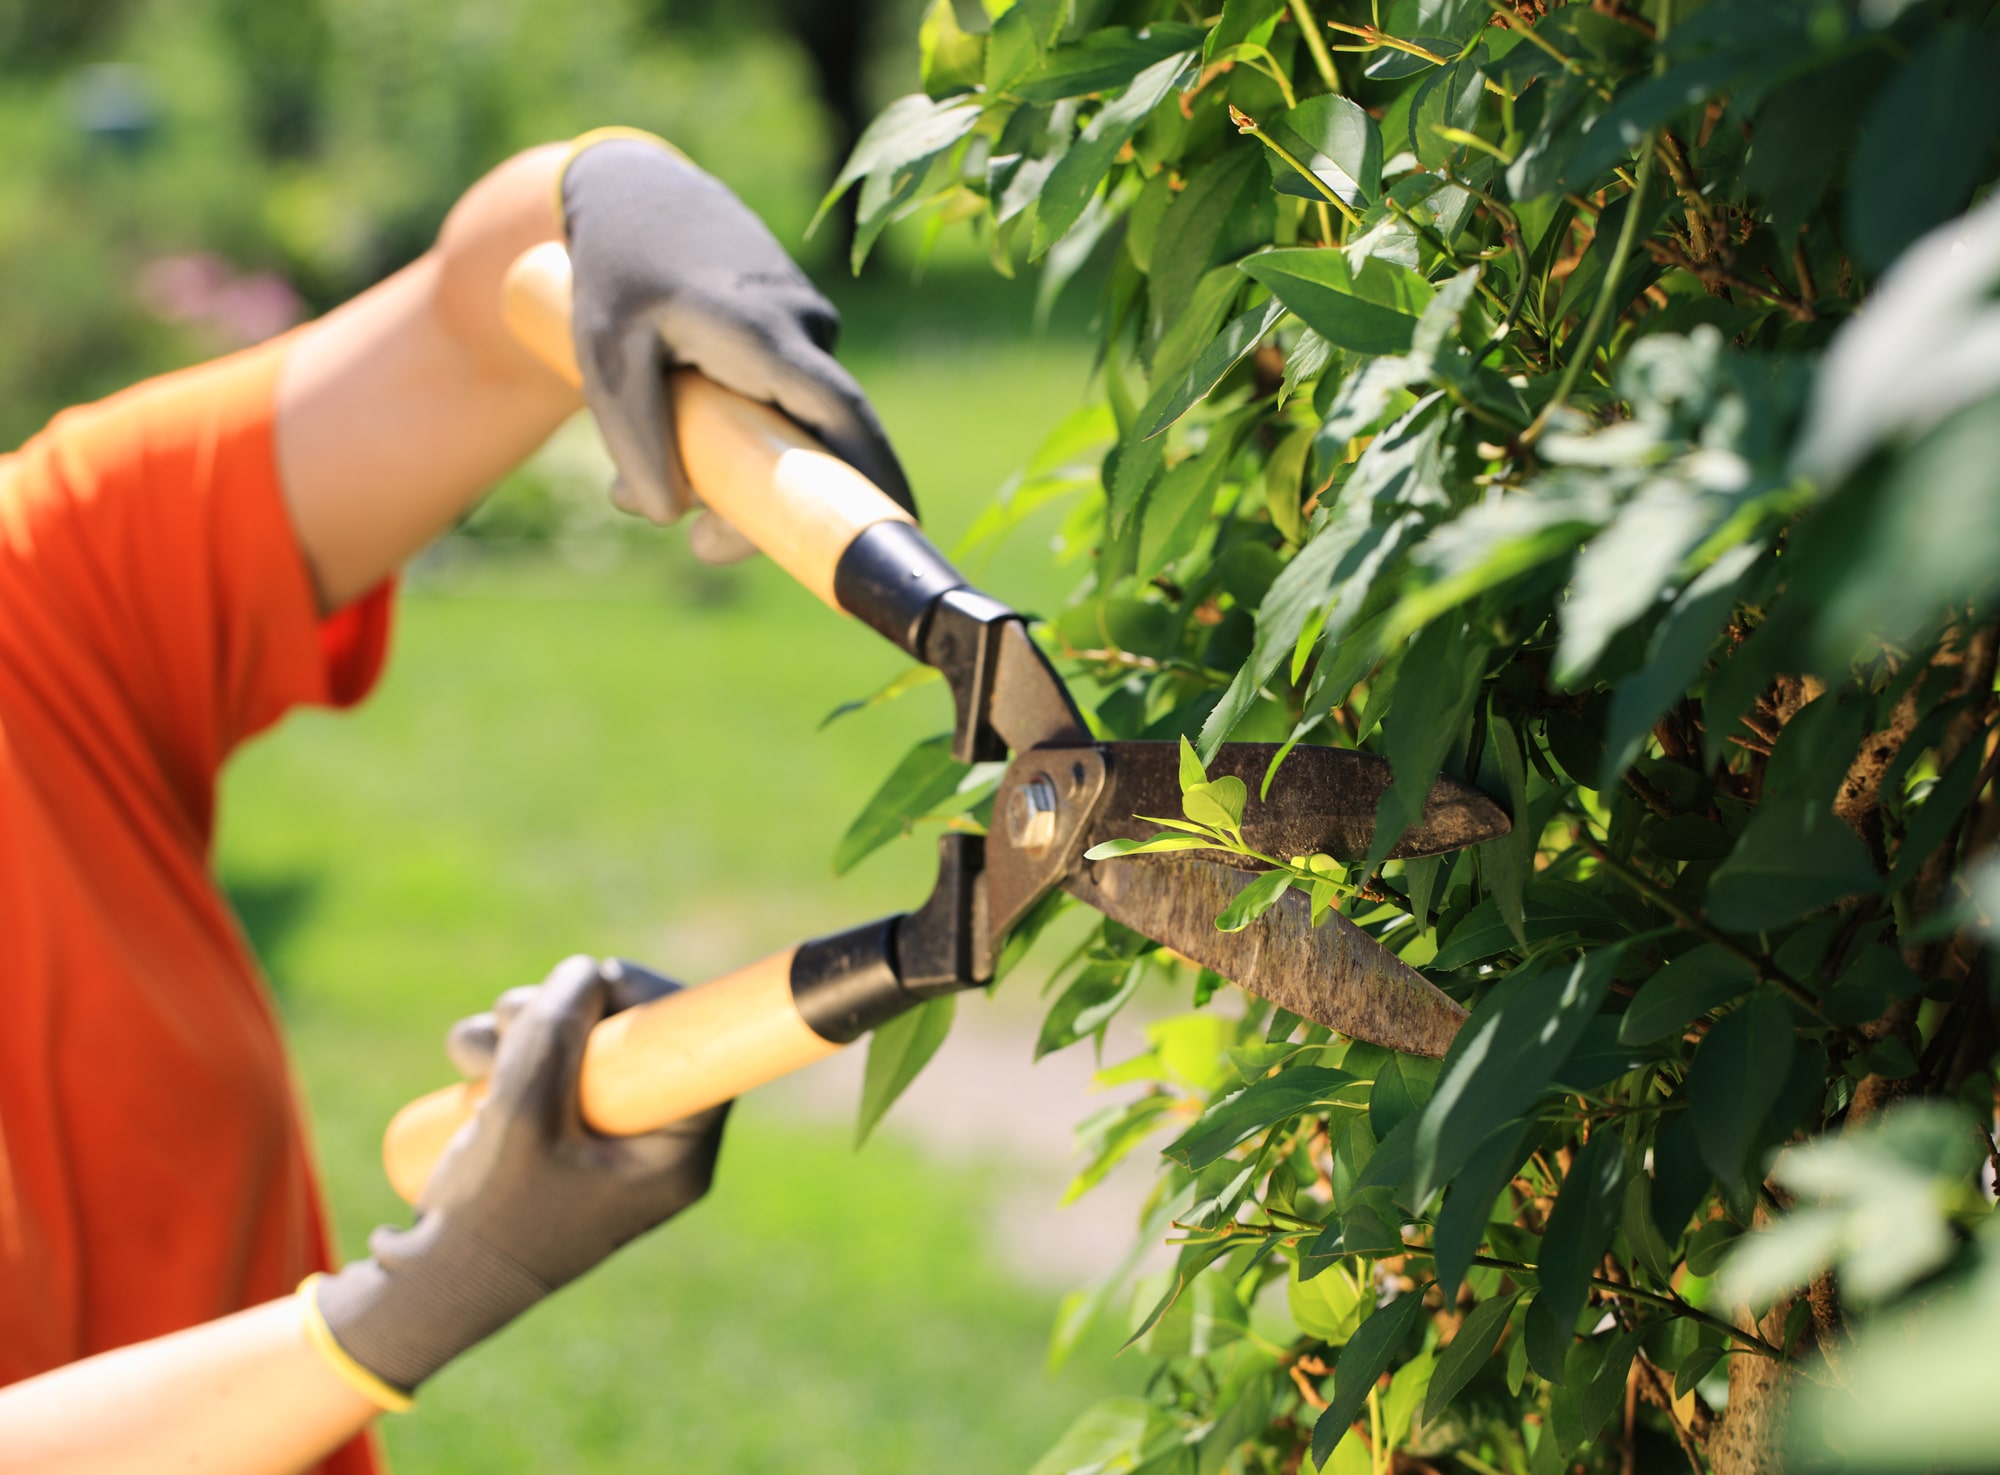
[555,134,928,577]
[314,957,727,1397]
[505,236,937,613]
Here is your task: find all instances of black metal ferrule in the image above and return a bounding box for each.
[832,520,967,655]
[790,917,913,1045]
[921,589,1021,765]
[895,832,991,993]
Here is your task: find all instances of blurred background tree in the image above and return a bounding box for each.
[0,0,907,449]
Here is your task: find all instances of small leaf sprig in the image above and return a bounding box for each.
[1083,738,1358,933]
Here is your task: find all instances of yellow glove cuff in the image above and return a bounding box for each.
[554,127,693,227]
[297,1274,416,1413]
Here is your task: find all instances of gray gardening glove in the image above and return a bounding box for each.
[313,956,728,1394]
[561,135,915,548]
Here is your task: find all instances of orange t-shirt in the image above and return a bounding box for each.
[0,339,392,1475]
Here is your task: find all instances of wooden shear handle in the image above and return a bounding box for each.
[379,249,956,1206]
[380,948,841,1204]
[500,241,914,610]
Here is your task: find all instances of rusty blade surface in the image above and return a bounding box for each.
[1090,741,1509,862]
[1063,854,1467,1058]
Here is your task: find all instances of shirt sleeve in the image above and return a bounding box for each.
[0,336,394,830]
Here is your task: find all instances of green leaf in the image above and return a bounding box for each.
[1179,735,1209,792]
[1198,505,1417,758]
[1379,1344,1437,1453]
[1368,619,1490,868]
[1684,1217,1740,1277]
[1239,248,1433,356]
[1141,297,1288,439]
[1026,1398,1160,1475]
[1139,410,1256,576]
[1288,1258,1370,1342]
[1038,959,1144,1058]
[1827,400,2000,662]
[1431,877,1625,969]
[1763,694,1869,807]
[1184,775,1248,831]
[1011,24,1206,103]
[1551,1326,1647,1451]
[1207,0,1285,61]
[1617,944,1756,1045]
[1164,1064,1358,1169]
[984,0,1065,94]
[1533,1131,1624,1380]
[1705,797,1883,933]
[1123,1236,1238,1350]
[1390,490,1605,644]
[1084,834,1220,859]
[1215,867,1293,932]
[856,993,956,1144]
[918,0,985,98]
[1261,93,1382,206]
[1559,55,1742,189]
[1311,1292,1427,1466]
[1622,1173,1676,1284]
[1826,942,1924,1027]
[819,665,943,729]
[1032,50,1195,257]
[1432,1121,1537,1296]
[1651,1109,1712,1245]
[1278,333,1331,412]
[1674,1344,1725,1400]
[1745,55,1868,240]
[1411,950,1618,1203]
[1064,1094,1178,1202]
[832,735,970,874]
[1554,481,1717,686]
[1369,1053,1438,1143]
[1845,26,2000,273]
[1688,992,1798,1187]
[1424,1292,1523,1423]
[1110,267,1246,529]
[1148,147,1273,337]
[1482,710,1531,949]
[815,94,982,233]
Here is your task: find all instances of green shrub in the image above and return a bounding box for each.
[829,2,2000,1470]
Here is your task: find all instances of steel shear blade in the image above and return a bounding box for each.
[872,549,1509,1059]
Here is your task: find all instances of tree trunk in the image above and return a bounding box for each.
[1707,1295,1792,1475]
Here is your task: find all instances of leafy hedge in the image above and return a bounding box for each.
[826,2,2000,1470]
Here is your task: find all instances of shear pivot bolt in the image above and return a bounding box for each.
[1008,775,1060,854]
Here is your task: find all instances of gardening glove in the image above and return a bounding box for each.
[305,955,728,1401]
[559,129,915,558]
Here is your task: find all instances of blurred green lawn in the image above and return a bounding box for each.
[216,273,1137,1472]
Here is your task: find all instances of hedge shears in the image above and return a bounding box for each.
[382,243,1510,1203]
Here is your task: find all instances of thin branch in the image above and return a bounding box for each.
[1581,838,1849,1033]
[1524,141,1656,442]
[1171,1222,1788,1360]
[1287,0,1343,93]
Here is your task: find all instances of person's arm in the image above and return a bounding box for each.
[0,959,724,1475]
[275,143,579,612]
[0,1299,377,1475]
[276,131,913,613]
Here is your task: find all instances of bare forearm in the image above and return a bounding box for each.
[277,143,582,611]
[0,1298,378,1475]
